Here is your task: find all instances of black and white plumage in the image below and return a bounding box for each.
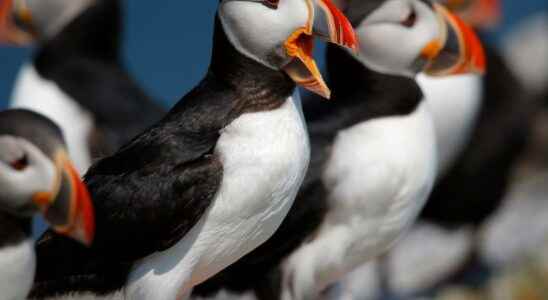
[0,208,35,300]
[29,1,357,299]
[195,45,435,300]
[338,44,538,300]
[420,45,533,230]
[193,1,485,299]
[0,109,95,300]
[339,1,540,296]
[4,0,165,173]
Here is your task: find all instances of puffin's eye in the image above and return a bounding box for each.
[263,0,280,9]
[10,154,28,171]
[400,8,417,27]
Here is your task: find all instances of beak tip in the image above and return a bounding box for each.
[58,161,96,247]
[430,4,487,77]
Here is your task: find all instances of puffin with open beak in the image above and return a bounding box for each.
[0,0,165,173]
[0,109,94,300]
[29,1,357,299]
[189,1,484,299]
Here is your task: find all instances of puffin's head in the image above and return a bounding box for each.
[336,0,485,77]
[218,0,358,98]
[0,0,96,44]
[437,0,501,28]
[0,109,95,246]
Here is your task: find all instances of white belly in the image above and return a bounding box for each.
[10,64,94,174]
[126,94,310,300]
[282,101,437,299]
[0,239,35,300]
[418,73,482,175]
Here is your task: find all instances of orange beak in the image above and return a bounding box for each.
[33,153,95,246]
[283,0,358,99]
[420,3,486,76]
[0,0,33,45]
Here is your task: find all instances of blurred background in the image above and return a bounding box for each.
[1,1,219,109]
[1,1,547,300]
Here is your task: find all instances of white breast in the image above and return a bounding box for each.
[10,64,94,174]
[0,239,35,300]
[125,93,310,300]
[417,73,482,175]
[282,101,437,299]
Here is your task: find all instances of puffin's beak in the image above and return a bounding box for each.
[0,0,33,45]
[283,0,358,99]
[446,0,501,29]
[311,0,358,51]
[33,152,95,246]
[420,3,486,76]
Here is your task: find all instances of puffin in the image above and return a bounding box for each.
[418,0,501,175]
[417,0,536,282]
[0,0,165,173]
[192,1,485,299]
[0,109,95,300]
[353,1,539,297]
[29,0,358,299]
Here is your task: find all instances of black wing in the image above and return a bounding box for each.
[41,58,166,158]
[31,75,238,297]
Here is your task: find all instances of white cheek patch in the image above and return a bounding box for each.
[0,138,56,211]
[219,0,310,69]
[0,136,26,167]
[362,0,412,25]
[350,0,440,77]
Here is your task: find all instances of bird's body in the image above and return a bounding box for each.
[31,17,312,299]
[418,73,483,174]
[0,213,34,300]
[126,91,309,300]
[361,44,537,299]
[194,0,488,296]
[280,46,436,299]
[420,45,532,229]
[193,42,437,300]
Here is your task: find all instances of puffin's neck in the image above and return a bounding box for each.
[207,16,296,111]
[304,44,423,131]
[34,0,122,73]
[0,211,32,248]
[326,44,409,101]
[159,16,296,129]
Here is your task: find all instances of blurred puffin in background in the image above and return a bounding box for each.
[192,1,484,299]
[345,0,541,297]
[29,0,358,299]
[417,0,537,284]
[0,109,95,299]
[0,0,165,173]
